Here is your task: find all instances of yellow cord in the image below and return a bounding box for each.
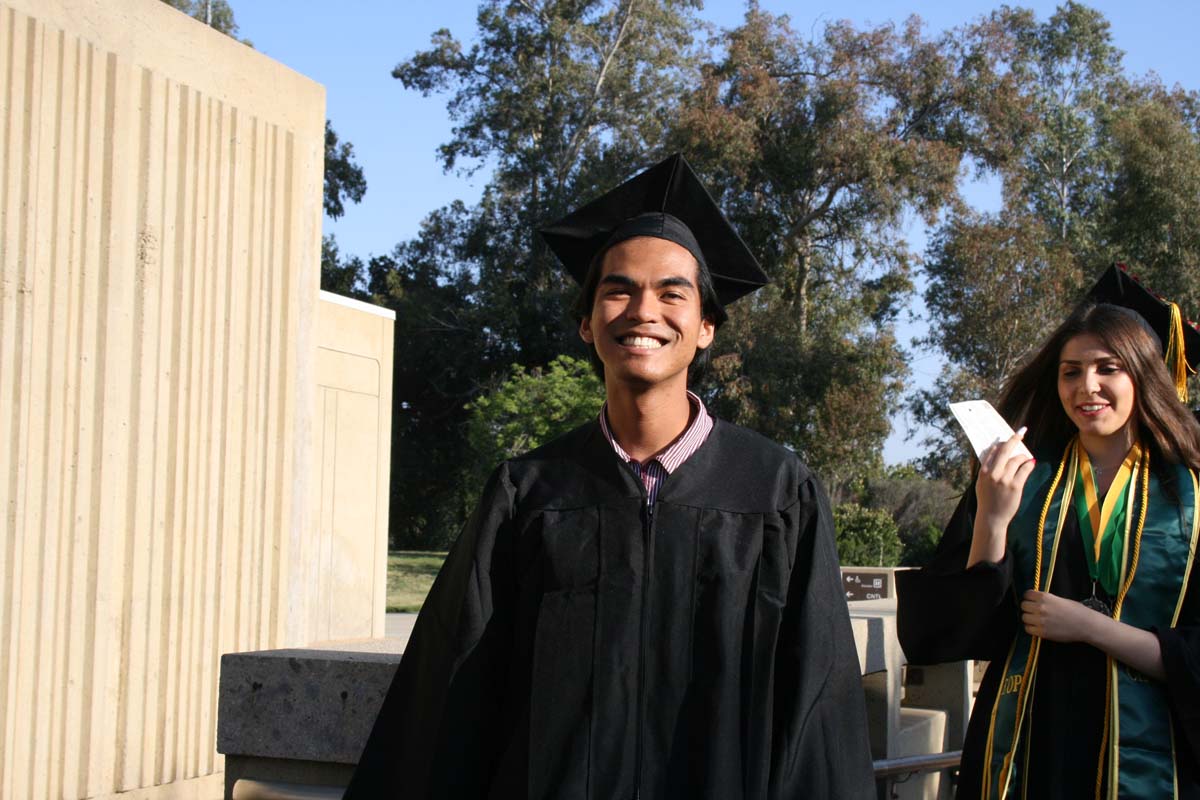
[1033,442,1073,590]
[1093,448,1150,799]
[1003,442,1149,799]
[998,442,1072,795]
[1096,662,1111,800]
[1113,449,1150,617]
[1166,303,1196,403]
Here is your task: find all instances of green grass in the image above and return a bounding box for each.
[387,550,448,613]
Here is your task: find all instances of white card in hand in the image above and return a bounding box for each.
[948,400,1033,460]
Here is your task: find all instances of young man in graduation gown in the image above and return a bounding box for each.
[345,154,876,799]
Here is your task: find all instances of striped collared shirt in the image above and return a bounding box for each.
[598,390,713,506]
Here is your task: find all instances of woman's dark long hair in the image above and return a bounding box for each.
[995,302,1200,470]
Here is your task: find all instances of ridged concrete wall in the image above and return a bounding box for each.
[0,0,324,797]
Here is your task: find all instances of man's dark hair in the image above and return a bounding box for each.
[571,243,728,382]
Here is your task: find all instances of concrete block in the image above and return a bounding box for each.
[893,707,948,800]
[217,646,400,764]
[903,661,974,750]
[224,758,354,800]
[850,599,907,759]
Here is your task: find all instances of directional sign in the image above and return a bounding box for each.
[842,570,889,602]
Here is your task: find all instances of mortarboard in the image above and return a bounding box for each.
[1085,263,1200,402]
[538,154,769,308]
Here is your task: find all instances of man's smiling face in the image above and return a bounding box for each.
[579,236,715,392]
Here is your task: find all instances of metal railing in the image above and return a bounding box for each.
[873,750,962,800]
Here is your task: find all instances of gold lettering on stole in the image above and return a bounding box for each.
[1122,664,1150,683]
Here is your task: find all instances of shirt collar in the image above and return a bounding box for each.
[598,390,713,474]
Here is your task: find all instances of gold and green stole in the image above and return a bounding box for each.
[1074,441,1141,609]
[980,441,1199,799]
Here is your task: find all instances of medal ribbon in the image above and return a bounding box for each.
[1073,440,1140,596]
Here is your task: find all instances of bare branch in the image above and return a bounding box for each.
[555,0,639,187]
[514,0,549,27]
[769,68,837,81]
[792,181,845,235]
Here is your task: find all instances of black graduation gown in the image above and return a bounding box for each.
[896,486,1200,799]
[345,419,875,799]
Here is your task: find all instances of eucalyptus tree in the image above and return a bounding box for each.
[1000,2,1123,254]
[392,0,705,366]
[1103,86,1200,314]
[667,7,970,497]
[912,212,1082,482]
[378,0,705,546]
[914,4,1200,481]
[161,0,244,40]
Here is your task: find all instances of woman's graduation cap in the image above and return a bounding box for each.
[1086,264,1200,402]
[538,154,769,308]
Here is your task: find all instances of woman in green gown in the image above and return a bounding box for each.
[898,267,1200,799]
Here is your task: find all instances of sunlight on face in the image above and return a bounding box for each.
[578,236,715,392]
[1057,333,1137,444]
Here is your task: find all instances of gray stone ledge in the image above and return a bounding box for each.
[217,646,402,763]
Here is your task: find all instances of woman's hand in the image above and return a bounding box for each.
[976,429,1036,529]
[1020,590,1097,642]
[967,430,1037,567]
[1020,589,1166,680]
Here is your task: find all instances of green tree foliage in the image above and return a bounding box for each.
[668,8,970,498]
[465,355,604,500]
[391,0,704,368]
[368,204,497,548]
[833,503,904,567]
[1104,88,1200,313]
[324,120,368,220]
[1102,87,1200,400]
[862,466,960,566]
[915,5,1124,453]
[320,235,367,299]
[913,213,1083,481]
[160,0,249,44]
[308,1,1200,548]
[320,119,370,298]
[998,2,1124,253]
[375,0,705,546]
[915,4,1200,482]
[901,523,944,568]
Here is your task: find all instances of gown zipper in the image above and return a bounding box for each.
[634,494,654,799]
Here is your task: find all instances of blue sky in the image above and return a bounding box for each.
[233,0,1198,463]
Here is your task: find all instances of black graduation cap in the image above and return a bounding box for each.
[1086,263,1200,402]
[538,154,769,307]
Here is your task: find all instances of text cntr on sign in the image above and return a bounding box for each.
[842,570,889,601]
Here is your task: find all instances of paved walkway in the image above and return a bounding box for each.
[385,612,418,649]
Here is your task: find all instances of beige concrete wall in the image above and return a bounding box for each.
[311,291,394,642]
[0,0,325,797]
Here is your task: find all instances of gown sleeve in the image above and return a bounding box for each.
[344,463,517,799]
[1165,406,1200,742]
[895,489,1019,664]
[1155,560,1200,765]
[1170,409,1200,762]
[768,474,876,800]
